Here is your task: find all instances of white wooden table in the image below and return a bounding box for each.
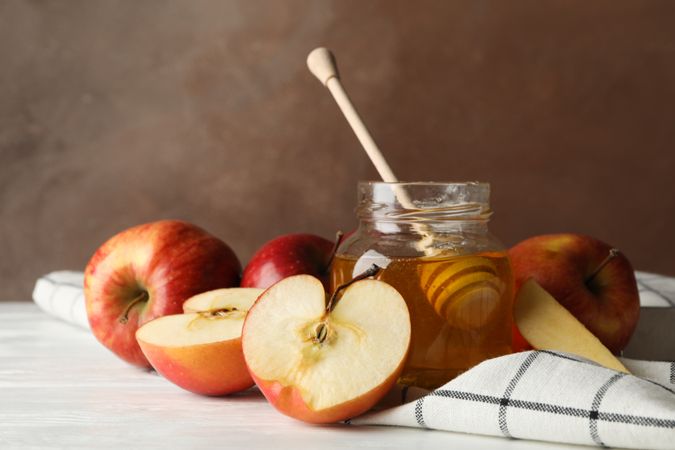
[1,302,579,449]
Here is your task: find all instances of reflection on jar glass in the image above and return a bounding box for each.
[330,182,514,390]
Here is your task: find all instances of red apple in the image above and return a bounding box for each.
[240,233,336,289]
[508,233,639,354]
[84,220,241,368]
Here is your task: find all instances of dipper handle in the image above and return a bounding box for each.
[307,47,398,183]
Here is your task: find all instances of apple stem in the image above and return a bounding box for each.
[314,264,382,344]
[585,248,620,285]
[325,264,382,313]
[324,230,345,272]
[118,291,149,324]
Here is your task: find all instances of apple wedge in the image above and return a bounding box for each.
[514,279,628,373]
[242,273,411,424]
[136,288,261,396]
[183,288,263,313]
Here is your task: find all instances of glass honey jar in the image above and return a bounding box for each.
[330,182,514,390]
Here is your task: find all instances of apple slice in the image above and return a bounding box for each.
[242,273,411,424]
[420,256,504,329]
[183,288,264,313]
[514,279,628,373]
[136,288,260,395]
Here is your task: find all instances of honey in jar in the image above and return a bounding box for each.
[330,182,514,390]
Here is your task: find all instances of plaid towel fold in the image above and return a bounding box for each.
[351,350,675,449]
[33,270,675,448]
[637,271,675,307]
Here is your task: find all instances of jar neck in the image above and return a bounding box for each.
[358,218,490,236]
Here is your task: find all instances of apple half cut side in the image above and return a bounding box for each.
[514,279,628,373]
[242,274,411,424]
[183,288,264,313]
[136,289,260,396]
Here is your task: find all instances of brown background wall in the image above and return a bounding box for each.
[1,0,674,300]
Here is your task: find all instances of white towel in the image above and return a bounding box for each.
[32,271,89,330]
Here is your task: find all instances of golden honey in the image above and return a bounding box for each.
[331,251,513,390]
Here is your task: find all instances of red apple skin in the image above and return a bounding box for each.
[240,234,334,289]
[84,220,241,368]
[138,335,253,396]
[249,356,406,424]
[508,234,639,354]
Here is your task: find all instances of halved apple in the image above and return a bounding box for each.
[514,279,628,373]
[420,256,504,329]
[136,288,261,395]
[242,274,411,424]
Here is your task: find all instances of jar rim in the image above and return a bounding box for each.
[358,180,490,188]
[356,180,492,222]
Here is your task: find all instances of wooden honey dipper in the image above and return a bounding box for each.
[306,47,435,254]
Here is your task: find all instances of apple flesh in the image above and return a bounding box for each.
[508,234,639,354]
[240,234,335,289]
[84,220,241,368]
[242,274,411,424]
[514,279,628,373]
[136,288,260,395]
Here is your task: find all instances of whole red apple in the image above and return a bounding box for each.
[240,233,336,289]
[508,233,639,354]
[84,220,241,368]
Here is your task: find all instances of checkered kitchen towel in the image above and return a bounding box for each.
[352,350,675,449]
[33,270,675,449]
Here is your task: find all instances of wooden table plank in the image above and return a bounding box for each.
[0,302,574,449]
